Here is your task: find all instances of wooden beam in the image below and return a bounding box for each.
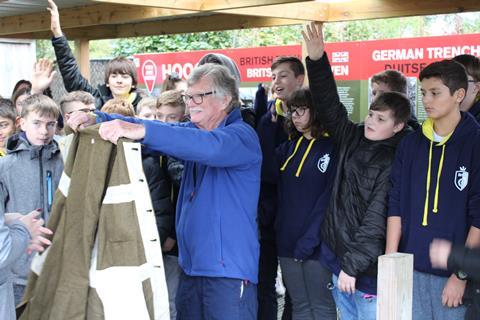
[0,4,194,36]
[327,0,480,21]
[377,253,413,320]
[114,14,304,38]
[91,0,313,11]
[74,39,90,80]
[6,14,304,40]
[219,2,328,21]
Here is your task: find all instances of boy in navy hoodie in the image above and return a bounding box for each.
[303,22,411,319]
[386,59,480,319]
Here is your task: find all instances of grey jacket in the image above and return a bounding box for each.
[0,133,63,285]
[0,215,30,320]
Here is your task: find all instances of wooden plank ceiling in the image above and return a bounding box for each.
[0,0,479,40]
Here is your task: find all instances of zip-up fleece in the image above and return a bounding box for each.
[0,133,63,286]
[275,136,336,261]
[389,112,480,276]
[97,108,262,283]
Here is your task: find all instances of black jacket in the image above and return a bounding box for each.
[448,246,480,320]
[307,54,410,278]
[143,154,174,245]
[52,35,143,110]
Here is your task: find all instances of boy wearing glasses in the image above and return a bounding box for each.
[303,22,411,319]
[453,54,480,122]
[57,91,96,159]
[0,94,63,305]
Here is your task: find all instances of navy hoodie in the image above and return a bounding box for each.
[275,136,336,261]
[389,112,480,276]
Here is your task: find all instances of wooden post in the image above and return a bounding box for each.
[74,39,90,80]
[377,253,413,320]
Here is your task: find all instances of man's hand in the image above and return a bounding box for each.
[442,274,466,308]
[162,237,176,252]
[301,22,325,61]
[67,110,97,132]
[99,119,146,144]
[338,270,356,294]
[18,210,53,254]
[47,0,62,38]
[430,239,452,270]
[31,59,56,94]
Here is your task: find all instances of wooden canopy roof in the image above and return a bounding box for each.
[1,0,480,40]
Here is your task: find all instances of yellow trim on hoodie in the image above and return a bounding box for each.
[295,138,316,177]
[275,99,286,117]
[280,137,303,172]
[421,118,453,226]
[128,92,138,105]
[280,137,316,177]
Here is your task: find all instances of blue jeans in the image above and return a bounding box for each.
[331,275,376,320]
[412,271,466,320]
[175,273,257,320]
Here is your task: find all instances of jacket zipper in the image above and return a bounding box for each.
[46,170,53,212]
[39,148,45,217]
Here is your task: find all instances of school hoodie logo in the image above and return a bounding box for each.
[454,166,469,191]
[317,154,330,173]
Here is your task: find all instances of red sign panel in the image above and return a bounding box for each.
[134,33,480,91]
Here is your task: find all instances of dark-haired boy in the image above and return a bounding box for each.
[371,69,419,129]
[256,55,304,320]
[303,22,412,319]
[386,59,480,319]
[453,54,480,122]
[47,0,143,110]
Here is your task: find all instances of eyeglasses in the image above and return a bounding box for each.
[182,91,216,105]
[287,106,308,117]
[66,108,96,115]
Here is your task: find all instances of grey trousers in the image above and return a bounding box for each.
[279,257,337,320]
[164,255,181,320]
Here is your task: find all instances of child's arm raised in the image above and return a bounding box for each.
[302,22,356,145]
[47,0,99,97]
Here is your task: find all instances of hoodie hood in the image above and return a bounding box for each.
[6,132,60,160]
[198,53,241,87]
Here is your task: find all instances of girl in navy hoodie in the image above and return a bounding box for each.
[274,88,337,319]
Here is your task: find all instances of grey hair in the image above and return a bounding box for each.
[187,63,239,109]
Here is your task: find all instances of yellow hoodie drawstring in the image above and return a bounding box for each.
[281,137,303,172]
[421,118,452,226]
[295,138,316,177]
[422,141,434,226]
[280,137,316,177]
[433,145,446,213]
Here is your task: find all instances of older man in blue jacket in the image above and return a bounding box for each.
[69,63,262,320]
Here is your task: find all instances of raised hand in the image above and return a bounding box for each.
[31,59,57,94]
[301,22,325,61]
[47,0,62,38]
